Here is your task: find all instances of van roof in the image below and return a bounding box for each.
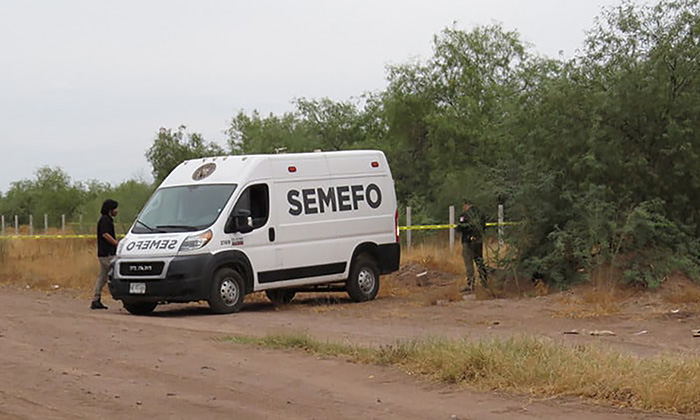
[160,150,391,188]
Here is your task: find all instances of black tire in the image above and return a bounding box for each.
[123,301,157,316]
[208,268,245,314]
[265,289,296,304]
[346,255,380,302]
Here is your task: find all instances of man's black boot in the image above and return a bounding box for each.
[90,300,108,310]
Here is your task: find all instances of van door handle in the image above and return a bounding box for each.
[268,227,276,242]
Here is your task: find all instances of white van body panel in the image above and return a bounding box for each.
[110,150,400,307]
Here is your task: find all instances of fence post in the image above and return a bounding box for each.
[498,204,504,247]
[44,214,48,234]
[79,214,83,233]
[1,215,4,236]
[406,207,412,249]
[62,214,66,233]
[29,215,33,236]
[449,205,455,251]
[14,215,18,235]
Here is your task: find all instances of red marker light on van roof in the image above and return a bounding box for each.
[371,161,379,168]
[288,166,297,173]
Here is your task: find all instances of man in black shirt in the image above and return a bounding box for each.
[91,199,119,310]
[456,199,488,292]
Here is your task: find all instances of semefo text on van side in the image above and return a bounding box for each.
[125,239,179,251]
[288,184,382,216]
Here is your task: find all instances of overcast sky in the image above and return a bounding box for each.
[0,0,645,193]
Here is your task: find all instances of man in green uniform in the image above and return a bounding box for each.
[457,199,488,292]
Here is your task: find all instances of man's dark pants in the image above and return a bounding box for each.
[462,240,487,288]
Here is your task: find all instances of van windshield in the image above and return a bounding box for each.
[132,184,236,233]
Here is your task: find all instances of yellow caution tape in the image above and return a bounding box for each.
[3,223,520,238]
[0,234,127,240]
[399,222,518,231]
[399,224,454,231]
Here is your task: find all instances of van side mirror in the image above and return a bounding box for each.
[227,209,253,234]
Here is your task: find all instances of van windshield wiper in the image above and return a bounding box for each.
[135,219,164,233]
[156,224,199,232]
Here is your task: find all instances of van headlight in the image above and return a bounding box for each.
[179,230,213,252]
[117,240,126,255]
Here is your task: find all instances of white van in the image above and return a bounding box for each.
[108,150,401,315]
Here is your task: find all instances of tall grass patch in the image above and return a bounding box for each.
[401,237,513,275]
[0,238,96,290]
[226,332,700,414]
[400,242,464,274]
[552,265,630,318]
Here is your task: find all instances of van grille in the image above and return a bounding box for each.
[119,262,165,277]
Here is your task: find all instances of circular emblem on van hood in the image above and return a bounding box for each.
[192,163,217,181]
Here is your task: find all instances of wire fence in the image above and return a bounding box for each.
[402,205,512,251]
[1,205,515,248]
[0,214,133,238]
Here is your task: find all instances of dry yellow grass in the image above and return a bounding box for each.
[553,294,622,319]
[0,237,660,318]
[378,242,465,305]
[0,238,96,291]
[400,242,464,274]
[377,271,416,299]
[552,265,629,318]
[227,332,700,414]
[399,239,534,302]
[660,273,700,305]
[0,235,504,292]
[664,288,700,305]
[399,238,509,274]
[422,283,464,305]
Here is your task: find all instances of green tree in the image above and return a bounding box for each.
[294,97,367,151]
[146,126,225,184]
[227,98,371,154]
[0,167,85,224]
[228,110,312,154]
[504,0,700,285]
[379,24,535,222]
[141,0,700,287]
[77,179,154,234]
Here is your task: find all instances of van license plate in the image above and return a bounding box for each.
[129,282,146,294]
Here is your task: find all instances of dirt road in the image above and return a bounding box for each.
[0,285,688,419]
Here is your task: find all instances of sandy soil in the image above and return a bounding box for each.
[0,275,695,419]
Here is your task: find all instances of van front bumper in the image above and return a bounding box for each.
[109,254,213,303]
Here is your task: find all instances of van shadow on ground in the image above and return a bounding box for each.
[131,294,354,318]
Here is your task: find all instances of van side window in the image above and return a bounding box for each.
[227,184,269,232]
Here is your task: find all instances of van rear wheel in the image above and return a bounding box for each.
[347,255,380,302]
[208,268,245,314]
[266,289,296,304]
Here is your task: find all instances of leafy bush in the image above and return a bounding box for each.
[4,0,700,288]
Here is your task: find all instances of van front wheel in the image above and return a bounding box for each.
[347,256,380,302]
[208,268,245,314]
[123,301,157,315]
